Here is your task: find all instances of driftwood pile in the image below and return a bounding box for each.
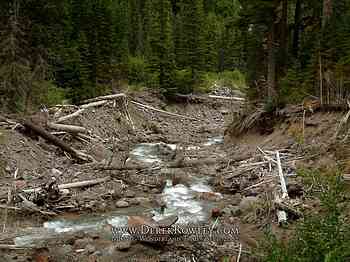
[218,147,304,225]
[0,173,111,216]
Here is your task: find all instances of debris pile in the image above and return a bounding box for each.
[217,147,304,225]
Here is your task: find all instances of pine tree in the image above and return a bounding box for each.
[175,0,205,84]
[158,0,175,94]
[0,3,31,111]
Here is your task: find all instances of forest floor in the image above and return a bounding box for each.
[0,89,346,261]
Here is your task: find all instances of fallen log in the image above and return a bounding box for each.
[23,176,110,193]
[276,151,289,199]
[131,101,199,121]
[80,100,109,109]
[22,120,93,162]
[47,122,88,134]
[55,108,85,124]
[274,201,303,218]
[208,95,245,102]
[80,93,126,104]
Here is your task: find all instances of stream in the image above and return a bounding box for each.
[14,136,224,247]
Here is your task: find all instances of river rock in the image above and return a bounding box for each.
[116,200,129,208]
[135,197,151,205]
[239,196,259,213]
[114,240,132,251]
[74,238,92,249]
[125,190,136,198]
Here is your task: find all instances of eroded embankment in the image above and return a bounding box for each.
[0,90,346,261]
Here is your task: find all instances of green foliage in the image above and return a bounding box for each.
[128,56,150,85]
[173,69,193,94]
[261,169,350,262]
[279,66,313,104]
[199,70,247,93]
[30,81,66,108]
[218,70,247,90]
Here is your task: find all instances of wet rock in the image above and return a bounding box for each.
[150,188,161,194]
[116,200,129,208]
[239,196,259,213]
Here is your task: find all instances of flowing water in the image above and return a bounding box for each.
[14,137,223,247]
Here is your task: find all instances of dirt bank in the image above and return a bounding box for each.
[0,90,346,261]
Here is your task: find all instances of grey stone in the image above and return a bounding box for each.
[115,241,131,251]
[116,200,129,208]
[125,190,136,198]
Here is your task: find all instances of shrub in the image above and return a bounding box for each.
[29,80,66,108]
[279,66,313,105]
[173,69,193,94]
[260,169,350,262]
[218,70,247,90]
[128,56,150,85]
[197,70,248,94]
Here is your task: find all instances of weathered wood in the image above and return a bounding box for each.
[275,200,303,218]
[23,176,110,193]
[131,101,199,121]
[22,120,93,162]
[80,100,109,109]
[208,95,245,102]
[47,122,88,134]
[55,109,85,124]
[276,151,288,199]
[80,93,126,104]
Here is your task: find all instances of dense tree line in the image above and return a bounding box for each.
[0,0,349,112]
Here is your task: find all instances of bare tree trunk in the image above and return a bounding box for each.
[292,0,301,57]
[267,0,279,99]
[322,0,333,28]
[267,28,276,99]
[22,120,93,162]
[280,0,288,74]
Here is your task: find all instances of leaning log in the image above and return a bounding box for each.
[47,122,88,134]
[22,120,93,162]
